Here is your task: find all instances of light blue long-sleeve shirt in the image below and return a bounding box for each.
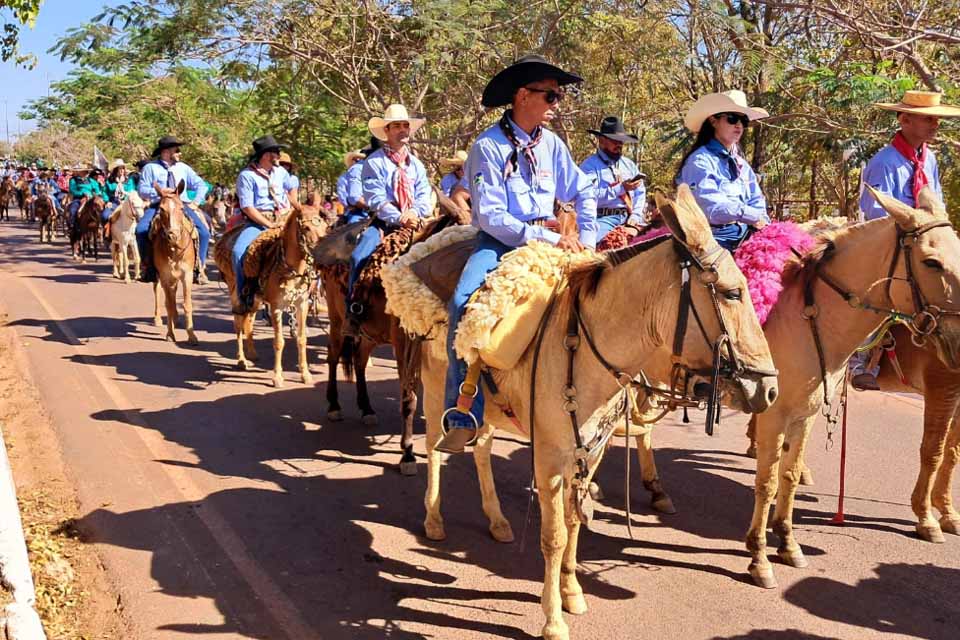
[466,117,598,248]
[678,140,768,226]
[337,162,364,208]
[283,172,300,194]
[580,149,645,224]
[440,171,461,197]
[362,148,431,225]
[860,143,942,220]
[236,165,291,211]
[138,160,208,206]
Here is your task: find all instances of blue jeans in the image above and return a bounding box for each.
[347,225,384,299]
[136,203,211,269]
[101,202,118,224]
[444,232,513,429]
[343,209,368,225]
[67,199,83,227]
[232,223,267,301]
[596,212,628,242]
[711,222,752,252]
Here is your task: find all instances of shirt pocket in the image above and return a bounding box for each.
[505,176,534,216]
[720,178,746,204]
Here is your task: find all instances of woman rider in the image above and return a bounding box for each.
[676,90,770,251]
[102,159,136,224]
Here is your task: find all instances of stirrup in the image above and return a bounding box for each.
[439,407,480,446]
[348,301,364,316]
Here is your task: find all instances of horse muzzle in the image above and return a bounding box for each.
[730,372,779,414]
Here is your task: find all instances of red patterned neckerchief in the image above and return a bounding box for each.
[499,109,543,182]
[891,131,930,204]
[383,144,414,212]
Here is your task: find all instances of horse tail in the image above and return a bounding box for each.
[340,335,356,381]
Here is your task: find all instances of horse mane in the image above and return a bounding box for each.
[783,218,879,289]
[567,233,674,301]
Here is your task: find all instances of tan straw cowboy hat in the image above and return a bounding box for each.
[684,89,769,133]
[368,104,426,142]
[875,90,960,118]
[439,150,468,171]
[108,158,126,172]
[343,150,366,167]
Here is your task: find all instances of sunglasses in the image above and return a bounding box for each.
[524,86,564,105]
[716,112,749,126]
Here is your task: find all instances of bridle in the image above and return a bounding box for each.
[155,196,194,259]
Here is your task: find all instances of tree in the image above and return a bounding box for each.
[1,0,44,64]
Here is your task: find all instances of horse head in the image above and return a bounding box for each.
[155,181,189,247]
[126,192,146,221]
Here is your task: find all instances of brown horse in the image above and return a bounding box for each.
[0,177,14,221]
[34,185,56,243]
[214,197,329,387]
[71,197,105,261]
[151,182,198,345]
[17,182,34,222]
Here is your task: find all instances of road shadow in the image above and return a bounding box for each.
[711,631,841,640]
[783,562,960,640]
[9,315,156,345]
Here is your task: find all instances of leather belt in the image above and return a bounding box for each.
[597,207,628,217]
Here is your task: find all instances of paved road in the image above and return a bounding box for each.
[1,218,958,640]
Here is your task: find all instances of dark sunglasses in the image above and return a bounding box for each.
[524,86,564,105]
[716,112,749,126]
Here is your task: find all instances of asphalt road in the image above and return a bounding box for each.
[0,217,958,640]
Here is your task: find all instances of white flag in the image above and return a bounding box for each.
[93,146,108,172]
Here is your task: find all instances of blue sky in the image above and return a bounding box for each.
[1,0,122,141]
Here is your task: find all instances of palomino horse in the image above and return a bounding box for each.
[151,182,198,345]
[34,185,57,243]
[213,197,329,387]
[0,177,15,221]
[416,187,779,640]
[110,193,145,283]
[71,196,105,261]
[738,187,960,589]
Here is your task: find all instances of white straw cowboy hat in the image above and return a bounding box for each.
[439,150,468,171]
[343,150,366,167]
[875,90,960,118]
[684,89,770,133]
[108,158,126,172]
[368,104,426,142]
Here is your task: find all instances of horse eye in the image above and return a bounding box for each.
[723,288,742,301]
[923,258,944,272]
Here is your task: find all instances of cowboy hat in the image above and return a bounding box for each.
[343,150,366,167]
[108,158,126,172]
[151,135,185,157]
[587,116,639,143]
[368,104,426,142]
[482,54,583,108]
[250,135,287,161]
[439,150,468,171]
[278,151,296,166]
[875,90,960,118]
[683,90,769,133]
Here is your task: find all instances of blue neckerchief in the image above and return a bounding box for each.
[704,138,740,179]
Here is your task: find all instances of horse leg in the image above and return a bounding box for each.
[162,280,179,342]
[131,241,141,285]
[746,412,786,589]
[355,339,378,425]
[472,426,514,542]
[537,455,570,640]
[234,312,253,370]
[636,428,676,514]
[770,416,817,569]
[560,515,587,616]
[746,414,758,458]
[399,382,418,476]
[153,280,164,327]
[423,386,446,541]
[325,310,344,421]
[111,241,121,278]
[933,403,960,535]
[912,391,958,542]
[296,300,312,385]
[270,303,285,387]
[182,272,198,345]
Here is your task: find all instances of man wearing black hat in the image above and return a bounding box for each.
[137,135,211,283]
[230,135,293,314]
[581,116,646,241]
[435,54,597,454]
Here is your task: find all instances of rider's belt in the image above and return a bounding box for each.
[597,207,628,217]
[528,218,554,227]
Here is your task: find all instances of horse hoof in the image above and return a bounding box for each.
[165,334,177,343]
[187,335,199,346]
[939,515,960,536]
[327,410,344,422]
[746,444,758,459]
[588,482,604,502]
[153,317,163,327]
[237,360,251,371]
[749,563,778,589]
[799,469,815,486]
[561,593,587,616]
[399,460,417,476]
[651,495,677,514]
[301,373,314,385]
[272,377,284,388]
[916,523,946,543]
[777,548,808,568]
[489,520,515,543]
[362,413,379,426]
[542,620,570,640]
[424,519,446,542]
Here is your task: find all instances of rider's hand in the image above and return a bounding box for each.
[754,218,768,230]
[542,218,561,232]
[622,179,643,192]
[400,211,419,229]
[556,235,585,253]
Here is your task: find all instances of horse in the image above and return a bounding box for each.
[151,182,199,345]
[412,187,778,640]
[17,181,33,221]
[70,197,105,261]
[0,177,14,221]
[213,196,330,387]
[34,185,57,243]
[110,192,146,283]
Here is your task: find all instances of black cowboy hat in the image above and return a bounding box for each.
[587,116,639,144]
[151,135,185,157]
[481,54,583,108]
[250,135,287,161]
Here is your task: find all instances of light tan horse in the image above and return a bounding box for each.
[743,187,960,589]
[416,188,779,640]
[151,183,198,345]
[213,198,329,387]
[110,193,145,282]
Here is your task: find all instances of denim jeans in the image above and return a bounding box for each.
[444,232,513,429]
[232,223,267,299]
[136,203,211,268]
[710,222,752,252]
[101,202,117,224]
[347,225,384,299]
[596,212,628,242]
[343,209,368,225]
[67,199,83,227]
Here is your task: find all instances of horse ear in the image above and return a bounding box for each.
[654,191,688,244]
[177,179,185,195]
[864,184,921,228]
[915,185,947,219]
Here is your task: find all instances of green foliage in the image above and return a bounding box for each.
[1,0,44,64]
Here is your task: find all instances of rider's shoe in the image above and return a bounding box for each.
[851,372,880,392]
[139,265,157,283]
[194,268,209,285]
[434,427,478,454]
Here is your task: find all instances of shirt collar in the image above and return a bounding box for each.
[705,138,733,158]
[596,149,621,165]
[506,116,532,145]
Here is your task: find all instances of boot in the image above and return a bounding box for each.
[194,267,208,285]
[139,250,157,283]
[435,427,478,454]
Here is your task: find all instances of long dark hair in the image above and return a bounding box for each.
[674,119,717,185]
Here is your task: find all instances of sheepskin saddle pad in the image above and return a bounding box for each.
[383,225,601,370]
[242,225,287,279]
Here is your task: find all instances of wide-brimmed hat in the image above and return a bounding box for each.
[151,135,185,157]
[108,158,126,172]
[875,90,960,118]
[439,150,468,171]
[343,150,366,167]
[481,54,583,108]
[683,90,769,133]
[368,104,426,142]
[587,116,639,143]
[72,163,89,172]
[250,135,286,161]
